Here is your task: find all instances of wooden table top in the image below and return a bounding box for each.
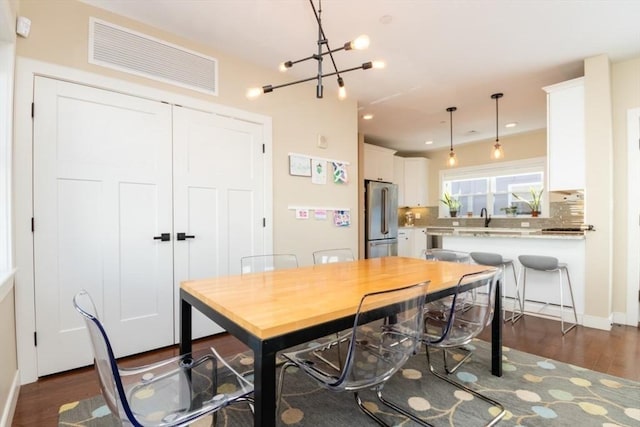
[181,257,495,340]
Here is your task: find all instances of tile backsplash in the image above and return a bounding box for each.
[399,198,584,229]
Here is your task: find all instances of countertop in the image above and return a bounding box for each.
[424,226,587,240]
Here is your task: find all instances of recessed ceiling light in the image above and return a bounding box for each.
[362,114,374,120]
[505,122,518,128]
[424,140,433,145]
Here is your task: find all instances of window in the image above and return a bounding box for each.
[440,158,546,217]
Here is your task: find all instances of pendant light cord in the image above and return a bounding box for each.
[491,93,503,143]
[495,95,499,143]
[446,106,457,153]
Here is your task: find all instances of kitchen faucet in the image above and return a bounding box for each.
[480,207,491,227]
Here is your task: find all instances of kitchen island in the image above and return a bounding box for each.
[427,227,587,323]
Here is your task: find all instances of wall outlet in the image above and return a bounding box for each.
[452,221,459,226]
[521,222,530,227]
[415,213,421,219]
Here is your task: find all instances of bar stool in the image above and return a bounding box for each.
[469,252,523,323]
[517,255,578,334]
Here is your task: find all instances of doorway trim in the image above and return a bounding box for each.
[627,107,640,326]
[14,57,272,384]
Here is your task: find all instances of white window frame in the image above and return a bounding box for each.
[439,157,547,218]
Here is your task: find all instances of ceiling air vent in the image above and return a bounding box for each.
[89,18,218,95]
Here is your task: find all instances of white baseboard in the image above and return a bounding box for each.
[582,314,613,331]
[611,310,640,326]
[0,370,20,427]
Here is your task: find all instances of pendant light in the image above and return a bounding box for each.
[491,93,504,160]
[447,106,458,167]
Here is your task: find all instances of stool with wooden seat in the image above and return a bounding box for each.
[470,251,523,323]
[517,255,578,334]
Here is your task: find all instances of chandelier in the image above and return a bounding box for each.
[246,0,384,100]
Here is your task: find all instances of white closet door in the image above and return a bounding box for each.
[33,77,174,375]
[173,106,266,339]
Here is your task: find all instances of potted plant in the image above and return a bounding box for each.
[512,188,543,217]
[500,205,518,217]
[440,192,462,217]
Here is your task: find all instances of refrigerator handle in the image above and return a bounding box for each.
[382,187,389,234]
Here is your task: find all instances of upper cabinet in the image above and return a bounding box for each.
[393,155,405,206]
[543,77,585,191]
[395,156,429,207]
[364,143,396,182]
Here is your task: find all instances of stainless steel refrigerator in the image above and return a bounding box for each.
[365,180,398,258]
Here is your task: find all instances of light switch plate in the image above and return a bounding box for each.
[317,135,327,149]
[16,16,31,38]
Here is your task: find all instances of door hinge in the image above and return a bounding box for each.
[31,102,34,118]
[31,217,34,232]
[262,144,265,154]
[34,331,37,346]
[263,218,266,227]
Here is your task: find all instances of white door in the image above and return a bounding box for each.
[173,106,266,339]
[33,77,174,375]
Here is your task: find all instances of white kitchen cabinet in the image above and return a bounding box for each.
[398,228,411,257]
[364,143,396,182]
[411,227,427,258]
[393,155,405,206]
[403,157,430,207]
[398,227,427,259]
[543,77,585,191]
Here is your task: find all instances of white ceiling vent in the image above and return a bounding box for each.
[89,18,218,95]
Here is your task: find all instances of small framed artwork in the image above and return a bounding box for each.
[289,155,312,177]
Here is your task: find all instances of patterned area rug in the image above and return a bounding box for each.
[58,339,640,426]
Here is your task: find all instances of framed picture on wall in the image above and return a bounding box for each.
[289,155,312,176]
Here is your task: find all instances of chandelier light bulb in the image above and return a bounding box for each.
[337,77,347,100]
[246,87,263,99]
[371,60,386,69]
[278,62,289,72]
[349,34,370,50]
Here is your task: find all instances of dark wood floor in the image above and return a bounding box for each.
[12,315,639,426]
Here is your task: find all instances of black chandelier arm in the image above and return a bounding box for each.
[283,43,350,69]
[320,62,372,78]
[262,62,373,93]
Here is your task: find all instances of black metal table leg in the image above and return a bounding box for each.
[491,278,503,376]
[253,348,277,427]
[180,292,192,355]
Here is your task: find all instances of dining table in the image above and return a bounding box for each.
[180,256,502,427]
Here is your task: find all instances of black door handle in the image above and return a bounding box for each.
[177,232,195,241]
[153,233,170,242]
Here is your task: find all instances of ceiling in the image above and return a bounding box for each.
[81,0,640,154]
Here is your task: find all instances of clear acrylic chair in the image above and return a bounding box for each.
[427,248,475,330]
[312,248,355,264]
[377,270,505,427]
[427,248,471,263]
[470,251,523,323]
[73,290,253,427]
[277,282,428,426]
[240,254,298,274]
